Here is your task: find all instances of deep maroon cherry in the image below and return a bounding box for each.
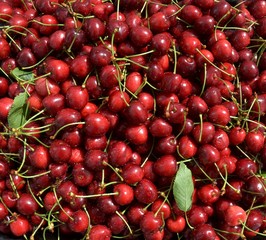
[134,179,158,204]
[16,193,39,216]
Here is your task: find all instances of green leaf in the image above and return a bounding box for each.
[8,92,29,129]
[173,162,194,212]
[11,68,34,82]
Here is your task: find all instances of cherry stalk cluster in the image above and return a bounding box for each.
[0,0,266,239]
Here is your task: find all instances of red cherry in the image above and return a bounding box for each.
[10,216,30,237]
[68,209,90,233]
[224,205,247,226]
[113,183,134,206]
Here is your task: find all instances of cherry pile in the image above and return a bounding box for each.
[0,0,265,239]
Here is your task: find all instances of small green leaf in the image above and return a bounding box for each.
[173,162,194,212]
[8,92,29,129]
[11,68,34,82]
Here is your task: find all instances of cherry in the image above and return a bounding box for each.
[153,154,177,177]
[65,86,89,111]
[72,163,94,187]
[187,206,208,228]
[99,65,121,89]
[187,95,208,120]
[49,139,72,163]
[224,205,247,226]
[89,46,112,67]
[89,225,112,240]
[28,144,50,169]
[245,131,265,154]
[151,32,171,56]
[179,36,202,55]
[192,224,218,240]
[0,37,11,61]
[113,183,134,206]
[212,129,229,151]
[164,102,187,124]
[107,212,127,235]
[155,135,177,156]
[124,100,149,125]
[224,179,244,201]
[197,184,220,205]
[230,30,251,51]
[194,0,214,10]
[246,209,264,233]
[106,19,129,43]
[108,90,130,113]
[210,0,233,24]
[249,0,266,19]
[176,55,197,78]
[85,113,110,138]
[178,135,197,159]
[125,124,148,145]
[151,198,171,219]
[239,60,259,81]
[10,216,30,237]
[97,196,119,215]
[42,93,65,116]
[198,144,220,166]
[121,163,143,185]
[108,141,132,167]
[149,118,172,138]
[181,4,202,24]
[129,25,153,47]
[207,104,231,126]
[45,59,70,82]
[192,122,215,144]
[0,203,8,221]
[56,180,78,203]
[134,178,158,204]
[140,211,163,233]
[149,12,171,33]
[211,39,233,62]
[16,193,39,216]
[244,175,266,200]
[0,97,13,122]
[16,47,37,68]
[84,17,106,41]
[166,216,186,233]
[68,209,89,233]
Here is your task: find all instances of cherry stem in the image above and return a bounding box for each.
[172,41,178,74]
[195,48,235,78]
[18,170,50,179]
[235,146,252,160]
[185,211,194,230]
[102,161,124,182]
[193,158,214,182]
[116,210,133,235]
[22,50,54,70]
[140,137,155,168]
[3,29,22,51]
[52,188,74,221]
[16,140,27,173]
[72,192,119,198]
[30,218,45,240]
[198,114,203,143]
[26,180,44,208]
[240,196,256,237]
[50,121,85,140]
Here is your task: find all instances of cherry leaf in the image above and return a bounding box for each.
[8,92,29,129]
[173,162,194,212]
[11,68,34,82]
